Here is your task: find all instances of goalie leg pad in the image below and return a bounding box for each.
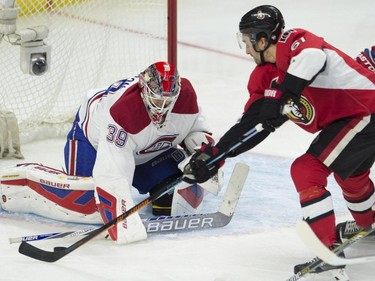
[0,112,9,158]
[95,185,147,244]
[200,167,224,196]
[0,111,24,159]
[0,164,101,224]
[171,181,205,216]
[5,111,24,159]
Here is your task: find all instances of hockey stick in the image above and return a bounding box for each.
[296,220,375,266]
[209,105,292,164]
[209,123,263,165]
[11,164,248,244]
[10,228,95,244]
[18,163,248,262]
[145,161,248,233]
[286,220,357,281]
[19,124,260,262]
[18,174,182,262]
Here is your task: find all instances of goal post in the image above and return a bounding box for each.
[0,0,177,143]
[168,0,177,67]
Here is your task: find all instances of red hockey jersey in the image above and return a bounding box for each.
[276,28,375,133]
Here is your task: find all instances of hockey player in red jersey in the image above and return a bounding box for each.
[182,5,375,279]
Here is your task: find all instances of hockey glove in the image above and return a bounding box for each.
[259,88,288,132]
[182,143,225,184]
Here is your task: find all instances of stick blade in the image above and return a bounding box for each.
[19,242,69,263]
[296,221,339,264]
[218,162,249,217]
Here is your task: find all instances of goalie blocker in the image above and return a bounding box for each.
[0,161,223,225]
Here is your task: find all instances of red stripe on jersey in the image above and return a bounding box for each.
[82,91,106,137]
[68,139,77,176]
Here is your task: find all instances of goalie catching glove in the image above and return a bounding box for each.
[182,143,225,184]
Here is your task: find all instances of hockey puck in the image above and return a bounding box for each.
[54,246,67,251]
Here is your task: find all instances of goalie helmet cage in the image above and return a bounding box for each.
[0,0,177,143]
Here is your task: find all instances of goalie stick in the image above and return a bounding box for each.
[18,174,182,262]
[296,220,375,266]
[10,228,95,244]
[10,165,247,244]
[18,122,262,263]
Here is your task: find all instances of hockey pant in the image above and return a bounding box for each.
[64,116,96,177]
[291,115,375,246]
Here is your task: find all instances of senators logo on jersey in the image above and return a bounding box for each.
[286,96,314,125]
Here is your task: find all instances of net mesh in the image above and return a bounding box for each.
[0,0,169,141]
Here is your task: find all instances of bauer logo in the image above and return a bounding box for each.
[145,217,213,232]
[40,179,70,189]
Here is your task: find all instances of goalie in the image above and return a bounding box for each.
[0,62,223,245]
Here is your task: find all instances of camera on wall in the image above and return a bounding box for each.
[0,0,51,76]
[19,26,51,76]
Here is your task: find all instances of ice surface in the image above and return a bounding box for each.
[1,1,375,280]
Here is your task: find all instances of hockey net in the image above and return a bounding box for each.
[0,0,176,143]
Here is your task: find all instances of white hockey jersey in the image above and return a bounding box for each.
[76,75,209,244]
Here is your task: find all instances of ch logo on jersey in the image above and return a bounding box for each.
[137,135,178,154]
[286,96,314,125]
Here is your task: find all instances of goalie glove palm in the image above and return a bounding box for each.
[183,143,224,184]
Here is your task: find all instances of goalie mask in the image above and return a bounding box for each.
[139,62,181,128]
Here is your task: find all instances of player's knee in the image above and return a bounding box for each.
[291,153,330,192]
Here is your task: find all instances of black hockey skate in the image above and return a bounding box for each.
[294,259,346,274]
[336,220,363,241]
[336,220,375,244]
[294,243,349,281]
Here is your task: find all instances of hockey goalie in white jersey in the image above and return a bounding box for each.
[0,61,222,245]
